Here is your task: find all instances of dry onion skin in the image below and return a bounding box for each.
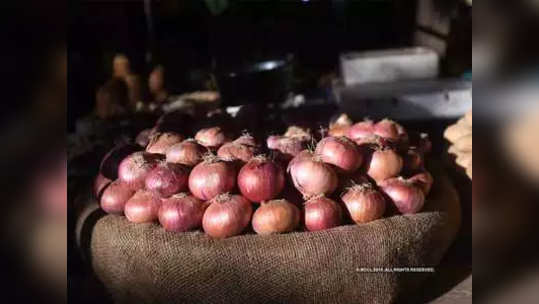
[166,139,207,167]
[188,155,237,201]
[252,199,300,235]
[341,183,386,224]
[145,132,185,154]
[202,194,253,239]
[304,196,342,231]
[158,193,208,232]
[237,156,285,203]
[288,150,338,199]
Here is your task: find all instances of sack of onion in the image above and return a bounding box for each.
[75,118,460,304]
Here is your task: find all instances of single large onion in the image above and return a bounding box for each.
[166,139,207,167]
[408,171,434,195]
[145,162,189,197]
[341,183,386,224]
[315,136,362,173]
[304,196,342,231]
[195,126,229,149]
[118,152,163,190]
[217,142,258,163]
[252,199,300,234]
[348,120,375,144]
[188,156,236,200]
[94,173,112,199]
[124,189,162,223]
[238,156,285,202]
[202,194,253,239]
[365,147,403,183]
[146,132,184,154]
[379,177,425,214]
[288,151,338,198]
[99,143,141,179]
[100,180,135,214]
[158,193,208,232]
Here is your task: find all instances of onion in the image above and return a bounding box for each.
[195,126,229,149]
[266,135,281,150]
[365,147,403,183]
[233,133,257,147]
[329,113,353,137]
[166,139,207,167]
[99,144,141,179]
[304,196,342,231]
[408,171,434,195]
[315,136,362,173]
[202,194,253,238]
[94,173,112,199]
[188,156,237,200]
[146,132,184,154]
[252,199,300,234]
[124,189,162,223]
[341,183,386,224]
[238,156,285,202]
[373,119,408,144]
[118,151,163,190]
[100,180,135,214]
[403,147,424,173]
[145,162,189,197]
[288,151,338,198]
[348,119,375,144]
[158,193,208,232]
[135,128,153,147]
[217,142,258,163]
[379,177,425,214]
[284,126,312,141]
[267,136,306,161]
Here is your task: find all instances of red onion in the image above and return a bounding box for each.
[348,119,375,144]
[403,147,424,173]
[288,151,338,198]
[166,139,207,167]
[284,126,312,141]
[145,162,189,197]
[135,128,153,147]
[100,180,135,214]
[315,136,362,173]
[94,173,112,199]
[267,136,306,161]
[188,156,236,200]
[99,143,141,179]
[252,199,300,234]
[195,127,229,149]
[379,177,425,214]
[146,132,184,154]
[158,193,208,232]
[409,171,434,195]
[341,184,386,224]
[365,147,403,183]
[217,142,258,163]
[124,189,162,223]
[238,156,285,202]
[118,151,163,190]
[233,133,257,147]
[329,113,353,137]
[304,196,342,231]
[373,119,400,141]
[202,194,253,238]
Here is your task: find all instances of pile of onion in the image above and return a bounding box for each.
[144,162,189,198]
[217,134,258,163]
[365,145,403,183]
[341,183,386,224]
[315,136,362,173]
[252,199,300,235]
[118,152,163,190]
[288,151,338,198]
[304,196,342,231]
[188,155,236,200]
[166,139,207,167]
[195,126,229,149]
[100,180,134,214]
[158,193,208,232]
[237,155,285,202]
[146,132,184,154]
[124,189,162,223]
[202,194,253,238]
[379,177,425,214]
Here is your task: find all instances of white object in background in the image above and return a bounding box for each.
[340,47,439,86]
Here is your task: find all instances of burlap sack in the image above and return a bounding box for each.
[76,164,460,304]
